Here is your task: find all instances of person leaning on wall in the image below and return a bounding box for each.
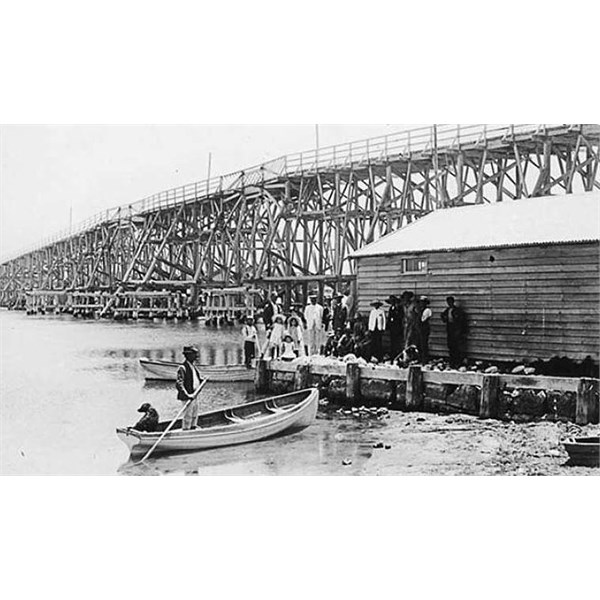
[441,296,466,367]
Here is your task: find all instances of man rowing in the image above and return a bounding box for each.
[176,345,203,430]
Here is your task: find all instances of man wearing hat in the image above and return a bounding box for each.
[441,296,466,367]
[368,300,386,361]
[262,292,280,330]
[303,293,324,355]
[331,292,348,332]
[132,403,159,432]
[402,291,421,353]
[175,346,202,430]
[386,295,403,359]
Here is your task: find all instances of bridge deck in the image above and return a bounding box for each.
[3,124,598,264]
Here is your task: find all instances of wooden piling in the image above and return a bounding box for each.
[346,362,361,406]
[255,358,269,392]
[406,365,424,411]
[294,363,311,391]
[576,378,599,425]
[480,374,500,419]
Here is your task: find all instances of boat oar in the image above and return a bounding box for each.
[133,378,208,465]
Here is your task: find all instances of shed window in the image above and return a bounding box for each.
[403,258,428,274]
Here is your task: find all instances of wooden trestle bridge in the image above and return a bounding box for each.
[1,124,599,316]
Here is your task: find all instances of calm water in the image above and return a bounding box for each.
[0,311,264,474]
[0,310,382,475]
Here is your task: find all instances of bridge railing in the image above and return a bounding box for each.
[281,123,574,174]
[1,124,580,263]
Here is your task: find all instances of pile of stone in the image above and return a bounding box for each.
[334,405,390,420]
[291,354,541,377]
[423,359,537,375]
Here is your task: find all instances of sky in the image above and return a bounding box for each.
[0,125,414,260]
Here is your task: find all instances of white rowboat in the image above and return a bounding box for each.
[139,357,254,382]
[116,388,319,456]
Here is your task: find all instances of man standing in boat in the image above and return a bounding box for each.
[176,346,202,430]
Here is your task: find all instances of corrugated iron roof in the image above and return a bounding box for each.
[351,192,600,258]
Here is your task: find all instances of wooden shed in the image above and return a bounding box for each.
[351,192,600,364]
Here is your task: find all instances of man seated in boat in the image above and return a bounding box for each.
[176,346,202,430]
[132,403,159,432]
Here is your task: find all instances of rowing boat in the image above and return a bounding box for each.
[116,388,319,456]
[139,357,254,382]
[562,436,599,467]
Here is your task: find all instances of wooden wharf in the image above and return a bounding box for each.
[255,359,600,426]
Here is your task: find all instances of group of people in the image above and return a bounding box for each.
[368,293,466,367]
[130,293,468,434]
[243,291,350,363]
[247,290,467,368]
[367,292,432,364]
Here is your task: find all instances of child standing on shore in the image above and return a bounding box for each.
[241,316,258,368]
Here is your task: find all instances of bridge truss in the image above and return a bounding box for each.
[1,124,599,308]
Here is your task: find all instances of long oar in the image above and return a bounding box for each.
[134,378,208,465]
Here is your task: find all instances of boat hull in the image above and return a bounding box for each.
[562,436,600,467]
[116,388,318,456]
[139,357,254,382]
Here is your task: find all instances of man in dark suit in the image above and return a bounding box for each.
[175,346,202,430]
[331,293,348,332]
[262,292,280,330]
[441,296,466,367]
[386,295,403,359]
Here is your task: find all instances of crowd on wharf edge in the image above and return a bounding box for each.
[249,290,467,369]
[126,290,468,433]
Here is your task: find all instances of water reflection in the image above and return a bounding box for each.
[101,345,245,365]
[117,417,384,476]
[1,311,385,476]
[0,312,261,474]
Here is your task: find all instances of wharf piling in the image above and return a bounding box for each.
[406,365,424,411]
[345,362,361,406]
[576,378,600,425]
[255,359,600,425]
[294,364,311,391]
[480,374,500,419]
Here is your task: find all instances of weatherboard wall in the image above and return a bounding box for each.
[355,242,600,363]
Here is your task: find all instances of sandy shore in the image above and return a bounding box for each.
[122,407,599,476]
[346,411,598,476]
